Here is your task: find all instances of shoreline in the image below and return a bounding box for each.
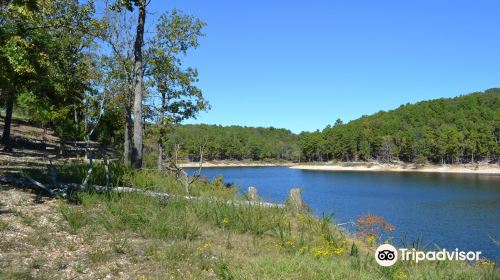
[290,163,500,174]
[179,161,294,168]
[180,161,500,174]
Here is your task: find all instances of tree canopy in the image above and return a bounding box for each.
[163,90,499,164]
[299,89,500,164]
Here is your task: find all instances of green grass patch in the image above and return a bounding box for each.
[59,202,88,233]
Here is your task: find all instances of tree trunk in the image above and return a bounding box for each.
[73,104,79,135]
[131,0,146,169]
[158,142,163,171]
[157,93,166,171]
[124,105,132,166]
[2,96,14,151]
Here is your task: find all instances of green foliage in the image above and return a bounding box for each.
[24,161,128,188]
[194,200,286,236]
[80,192,200,240]
[1,0,97,140]
[300,89,500,164]
[59,202,88,234]
[162,124,300,161]
[0,220,8,231]
[159,90,499,164]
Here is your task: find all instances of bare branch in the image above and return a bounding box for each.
[22,174,54,196]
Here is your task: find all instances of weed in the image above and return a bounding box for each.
[0,220,8,230]
[88,248,108,265]
[214,259,234,280]
[356,213,394,244]
[59,202,87,233]
[111,237,128,254]
[11,209,34,226]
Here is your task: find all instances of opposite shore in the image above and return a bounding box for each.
[179,160,294,168]
[180,161,500,174]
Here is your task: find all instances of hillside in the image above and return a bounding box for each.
[302,89,499,164]
[159,89,499,165]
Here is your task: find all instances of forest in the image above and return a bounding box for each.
[161,90,499,165]
[157,124,300,162]
[299,89,500,164]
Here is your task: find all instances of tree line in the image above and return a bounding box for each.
[299,89,500,164]
[153,89,499,165]
[159,124,300,162]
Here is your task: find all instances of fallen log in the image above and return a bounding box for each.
[110,186,285,208]
[0,174,285,208]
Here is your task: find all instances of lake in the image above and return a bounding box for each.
[187,167,500,260]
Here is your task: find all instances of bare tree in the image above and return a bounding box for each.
[165,141,206,194]
[379,138,394,163]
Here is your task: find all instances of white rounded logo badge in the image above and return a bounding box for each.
[375,244,398,267]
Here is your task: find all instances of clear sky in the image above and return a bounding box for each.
[147,0,500,133]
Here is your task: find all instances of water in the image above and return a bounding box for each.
[187,167,500,260]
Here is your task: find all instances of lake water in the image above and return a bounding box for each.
[187,167,500,260]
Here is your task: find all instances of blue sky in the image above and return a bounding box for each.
[147,0,500,133]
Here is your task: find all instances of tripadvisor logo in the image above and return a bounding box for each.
[375,244,482,267]
[375,244,398,266]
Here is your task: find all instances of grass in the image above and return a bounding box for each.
[4,163,499,279]
[0,219,9,231]
[59,202,88,234]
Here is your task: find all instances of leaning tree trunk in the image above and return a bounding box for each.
[131,0,146,169]
[2,95,14,151]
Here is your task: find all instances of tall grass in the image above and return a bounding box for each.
[40,164,498,279]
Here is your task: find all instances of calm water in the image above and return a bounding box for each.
[187,167,500,260]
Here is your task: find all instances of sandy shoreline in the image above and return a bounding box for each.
[180,161,500,174]
[290,163,500,174]
[179,161,293,168]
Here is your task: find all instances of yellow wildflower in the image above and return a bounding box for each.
[299,246,307,254]
[477,258,495,267]
[392,269,409,280]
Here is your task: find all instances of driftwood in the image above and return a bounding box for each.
[288,188,303,210]
[0,174,285,208]
[24,174,51,194]
[247,186,259,201]
[490,235,500,246]
[164,141,207,194]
